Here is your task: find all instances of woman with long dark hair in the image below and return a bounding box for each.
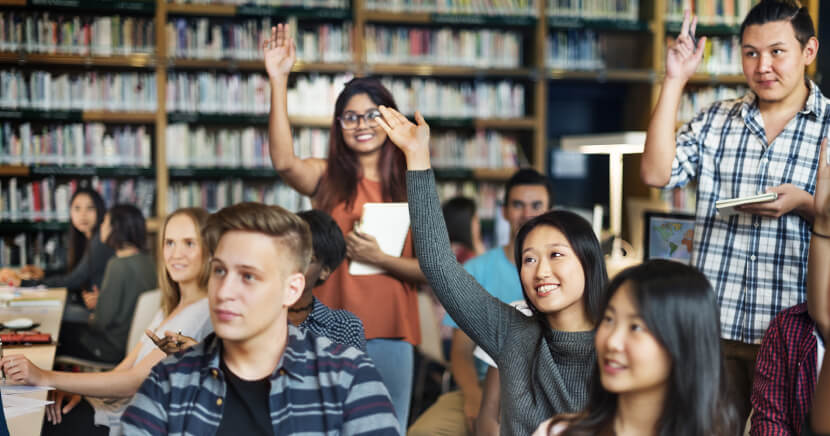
[374,105,609,433]
[533,260,738,436]
[39,187,114,296]
[56,204,157,364]
[263,24,425,430]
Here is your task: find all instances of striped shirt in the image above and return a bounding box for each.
[667,80,830,343]
[121,325,400,436]
[300,297,367,351]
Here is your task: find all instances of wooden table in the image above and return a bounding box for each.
[0,288,67,436]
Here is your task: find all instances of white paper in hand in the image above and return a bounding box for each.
[349,203,410,276]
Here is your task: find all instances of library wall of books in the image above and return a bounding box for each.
[0,0,820,271]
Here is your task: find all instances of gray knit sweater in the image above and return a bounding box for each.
[407,170,595,435]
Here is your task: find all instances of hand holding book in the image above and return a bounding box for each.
[724,184,816,219]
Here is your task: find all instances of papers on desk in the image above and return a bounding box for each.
[348,203,411,276]
[2,392,53,418]
[0,385,52,395]
[7,299,61,308]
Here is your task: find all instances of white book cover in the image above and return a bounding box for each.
[348,202,410,276]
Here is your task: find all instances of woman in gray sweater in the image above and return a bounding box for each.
[374,106,609,434]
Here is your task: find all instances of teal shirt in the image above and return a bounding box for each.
[442,246,523,379]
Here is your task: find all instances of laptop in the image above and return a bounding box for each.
[643,211,696,265]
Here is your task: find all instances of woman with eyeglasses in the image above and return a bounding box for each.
[262,24,425,431]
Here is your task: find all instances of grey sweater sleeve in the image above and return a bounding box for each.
[407,170,525,359]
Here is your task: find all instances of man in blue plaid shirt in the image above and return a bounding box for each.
[121,202,399,435]
[641,1,829,425]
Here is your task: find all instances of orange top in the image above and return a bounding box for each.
[314,178,421,345]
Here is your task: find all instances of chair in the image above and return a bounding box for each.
[54,289,162,371]
[411,290,452,416]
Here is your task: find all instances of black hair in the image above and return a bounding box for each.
[296,209,346,287]
[442,197,477,250]
[105,204,147,251]
[552,260,739,436]
[513,210,607,325]
[67,187,107,270]
[503,168,554,210]
[740,0,815,47]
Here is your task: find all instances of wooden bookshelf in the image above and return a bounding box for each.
[687,73,748,85]
[0,0,821,246]
[166,2,235,15]
[549,69,654,83]
[82,111,156,123]
[0,53,155,68]
[166,58,351,73]
[366,64,533,78]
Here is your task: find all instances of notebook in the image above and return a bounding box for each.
[348,203,410,276]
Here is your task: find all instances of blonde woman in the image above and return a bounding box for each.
[0,208,213,436]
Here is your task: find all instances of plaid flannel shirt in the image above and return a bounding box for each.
[750,303,817,435]
[667,80,830,343]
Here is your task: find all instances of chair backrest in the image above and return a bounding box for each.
[126,289,162,351]
[416,290,446,365]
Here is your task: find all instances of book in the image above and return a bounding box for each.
[715,192,777,216]
[348,203,411,276]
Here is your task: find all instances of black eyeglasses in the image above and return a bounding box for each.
[337,109,382,130]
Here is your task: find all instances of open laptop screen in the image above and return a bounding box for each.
[643,211,696,265]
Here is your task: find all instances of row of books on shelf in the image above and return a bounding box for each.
[666,0,759,26]
[364,25,522,69]
[168,0,348,7]
[383,77,526,119]
[437,180,502,220]
[547,29,603,71]
[167,72,351,116]
[366,0,537,16]
[167,17,352,63]
[0,231,65,272]
[547,0,639,21]
[166,124,521,169]
[431,130,524,170]
[0,122,152,167]
[0,177,155,222]
[666,35,741,75]
[167,180,310,214]
[678,85,746,123]
[0,70,157,112]
[0,12,154,56]
[167,124,328,168]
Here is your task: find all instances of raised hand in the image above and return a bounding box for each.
[375,106,431,170]
[666,10,707,82]
[263,23,296,79]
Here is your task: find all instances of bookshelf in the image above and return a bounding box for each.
[0,0,821,257]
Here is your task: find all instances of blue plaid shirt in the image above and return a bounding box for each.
[668,80,830,344]
[300,297,367,351]
[121,325,399,435]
